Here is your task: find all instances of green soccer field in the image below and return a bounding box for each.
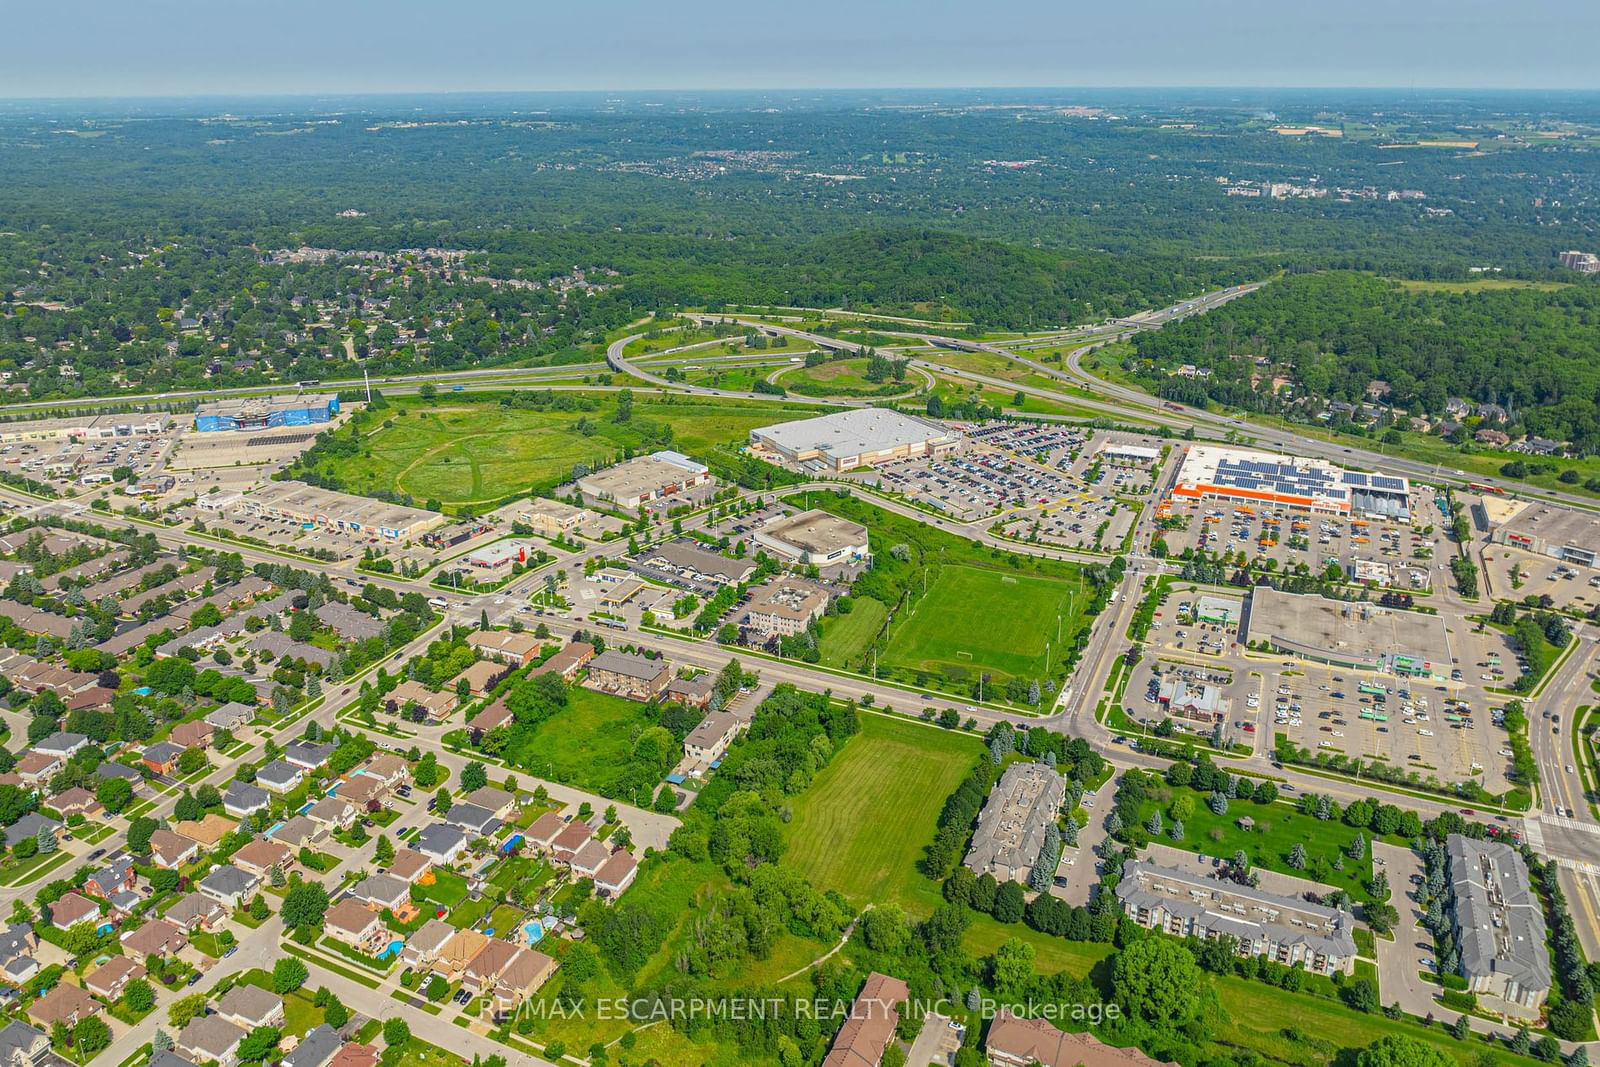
[881,564,1082,685]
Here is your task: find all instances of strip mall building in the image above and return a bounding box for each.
[1166,445,1411,522]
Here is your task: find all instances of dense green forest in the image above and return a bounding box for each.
[1,89,1599,400]
[1124,272,1600,451]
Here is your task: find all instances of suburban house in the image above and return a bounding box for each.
[465,630,543,667]
[223,780,270,818]
[284,740,336,771]
[121,918,187,959]
[49,892,100,931]
[387,680,457,723]
[359,753,412,792]
[32,732,88,760]
[255,759,304,793]
[820,972,910,1067]
[526,812,566,853]
[461,939,521,995]
[550,821,594,864]
[198,865,260,909]
[468,699,512,735]
[350,873,412,914]
[324,898,386,953]
[414,823,469,866]
[569,840,613,881]
[986,1011,1176,1067]
[272,816,324,848]
[27,984,98,1030]
[285,1024,342,1067]
[177,1015,246,1067]
[165,892,225,932]
[444,802,500,837]
[148,828,200,868]
[584,650,671,701]
[206,702,256,732]
[215,984,285,1030]
[464,787,515,819]
[84,858,136,900]
[1,814,60,851]
[51,787,101,819]
[490,947,558,1017]
[84,956,146,1001]
[141,741,185,776]
[399,919,455,970]
[387,847,433,882]
[306,796,357,831]
[432,930,491,982]
[335,773,387,810]
[14,753,63,788]
[231,838,292,878]
[0,1021,49,1067]
[169,719,213,750]
[595,850,639,900]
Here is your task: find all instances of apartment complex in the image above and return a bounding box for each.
[1445,834,1550,1010]
[963,762,1066,884]
[1115,859,1358,976]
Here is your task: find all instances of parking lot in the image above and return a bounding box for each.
[1247,649,1518,793]
[1480,543,1600,613]
[1158,488,1452,591]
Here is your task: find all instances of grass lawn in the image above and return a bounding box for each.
[1128,787,1376,899]
[502,687,653,796]
[882,564,1084,686]
[189,931,227,958]
[415,868,471,910]
[300,394,821,507]
[963,914,1114,976]
[817,595,887,670]
[783,713,982,912]
[385,1038,469,1067]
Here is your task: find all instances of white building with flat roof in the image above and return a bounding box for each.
[749,409,958,473]
[753,509,870,566]
[1169,445,1410,522]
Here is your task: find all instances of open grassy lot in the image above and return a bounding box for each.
[306,394,819,506]
[502,686,652,795]
[776,357,918,398]
[783,713,982,913]
[817,595,887,669]
[883,564,1082,685]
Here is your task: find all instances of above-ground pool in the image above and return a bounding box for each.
[524,921,545,945]
[376,940,404,962]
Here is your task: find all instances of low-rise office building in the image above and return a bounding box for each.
[576,451,710,510]
[745,580,830,638]
[234,480,442,541]
[753,509,870,566]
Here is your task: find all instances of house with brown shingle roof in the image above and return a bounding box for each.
[467,698,512,734]
[176,813,235,848]
[169,720,213,750]
[432,929,490,981]
[324,898,385,953]
[550,821,593,863]
[986,1010,1177,1067]
[27,983,98,1028]
[84,956,146,1000]
[148,828,199,869]
[526,811,566,852]
[49,892,101,931]
[821,972,909,1067]
[386,847,432,883]
[121,918,187,959]
[491,946,558,1015]
[231,838,292,878]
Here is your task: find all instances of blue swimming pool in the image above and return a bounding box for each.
[376,940,404,962]
[296,802,313,816]
[263,822,284,838]
[524,920,545,945]
[133,687,152,696]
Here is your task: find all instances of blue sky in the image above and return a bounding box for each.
[5,0,1595,98]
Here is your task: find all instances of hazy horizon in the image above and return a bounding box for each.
[6,0,1596,99]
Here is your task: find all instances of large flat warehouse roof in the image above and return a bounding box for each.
[1491,499,1600,554]
[1170,445,1410,520]
[750,408,955,463]
[1244,587,1451,673]
[755,509,868,557]
[242,480,440,533]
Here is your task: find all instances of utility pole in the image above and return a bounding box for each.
[363,364,372,405]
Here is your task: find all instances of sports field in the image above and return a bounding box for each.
[307,395,816,507]
[783,713,981,912]
[882,564,1082,684]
